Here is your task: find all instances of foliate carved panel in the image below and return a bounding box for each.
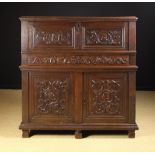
[85,29,122,46]
[90,79,121,115]
[36,79,69,115]
[33,28,73,47]
[27,55,129,65]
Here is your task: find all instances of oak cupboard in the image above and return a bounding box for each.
[19,16,138,138]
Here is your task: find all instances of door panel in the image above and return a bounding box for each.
[83,72,128,123]
[28,71,74,124]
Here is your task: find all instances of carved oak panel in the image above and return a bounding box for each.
[27,22,74,50]
[85,29,122,46]
[82,22,128,50]
[83,73,128,123]
[37,80,68,114]
[29,72,74,124]
[33,28,72,46]
[91,79,121,115]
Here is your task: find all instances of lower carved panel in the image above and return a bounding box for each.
[91,79,121,115]
[37,79,68,115]
[29,72,74,123]
[83,73,127,123]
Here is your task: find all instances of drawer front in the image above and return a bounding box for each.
[28,71,74,124]
[83,72,128,123]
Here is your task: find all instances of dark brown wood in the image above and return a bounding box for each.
[22,130,30,138]
[19,16,138,138]
[75,130,83,139]
[128,130,135,138]
[74,72,83,123]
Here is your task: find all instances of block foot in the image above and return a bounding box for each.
[75,130,82,139]
[22,130,31,138]
[128,130,135,138]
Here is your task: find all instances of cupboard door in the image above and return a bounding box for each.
[28,71,74,124]
[83,72,128,123]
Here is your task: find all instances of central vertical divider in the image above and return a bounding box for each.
[74,72,83,124]
[74,21,83,125]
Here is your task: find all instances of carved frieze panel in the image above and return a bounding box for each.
[90,79,121,115]
[26,55,129,65]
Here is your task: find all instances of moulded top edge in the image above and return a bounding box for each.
[19,16,138,21]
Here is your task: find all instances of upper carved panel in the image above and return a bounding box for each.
[85,29,122,46]
[33,28,73,47]
[21,20,131,51]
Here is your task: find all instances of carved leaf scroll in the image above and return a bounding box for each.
[34,29,72,46]
[90,79,121,115]
[86,29,122,45]
[29,55,128,65]
[37,79,69,114]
